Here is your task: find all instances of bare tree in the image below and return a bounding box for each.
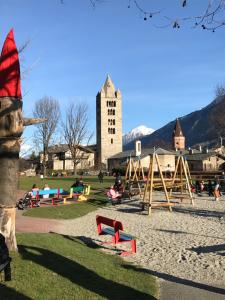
[33,96,60,176]
[62,102,93,175]
[215,83,225,97]
[87,0,225,32]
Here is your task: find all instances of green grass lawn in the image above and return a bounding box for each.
[19,176,113,219]
[1,233,157,300]
[22,194,107,219]
[19,175,115,192]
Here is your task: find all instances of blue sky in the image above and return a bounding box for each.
[0,0,225,149]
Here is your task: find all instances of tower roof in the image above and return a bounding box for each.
[0,29,21,98]
[173,118,184,137]
[103,74,115,92]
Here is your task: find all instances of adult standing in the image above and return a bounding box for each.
[98,170,104,183]
[214,181,221,201]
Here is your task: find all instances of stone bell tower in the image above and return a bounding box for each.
[173,118,185,151]
[96,75,122,168]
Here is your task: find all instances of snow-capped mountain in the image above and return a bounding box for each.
[123,125,155,145]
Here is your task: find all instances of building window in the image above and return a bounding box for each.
[114,101,116,107]
[113,119,115,125]
[113,128,115,134]
[111,139,113,144]
[112,109,115,115]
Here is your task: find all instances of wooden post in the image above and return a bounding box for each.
[181,156,194,205]
[148,154,155,215]
[155,153,171,211]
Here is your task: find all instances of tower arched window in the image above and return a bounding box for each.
[114,101,116,107]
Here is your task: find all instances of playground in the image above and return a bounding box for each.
[2,175,225,299]
[55,193,225,289]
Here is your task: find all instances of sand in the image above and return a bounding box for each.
[56,192,225,288]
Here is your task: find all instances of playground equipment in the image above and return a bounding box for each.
[123,156,145,198]
[170,155,194,203]
[142,152,174,215]
[168,155,194,205]
[96,215,136,256]
[142,153,194,215]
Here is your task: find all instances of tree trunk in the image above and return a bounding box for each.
[0,140,21,251]
[0,207,17,251]
[0,98,23,251]
[73,162,77,176]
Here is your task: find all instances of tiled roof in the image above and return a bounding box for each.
[108,147,175,160]
[46,144,94,154]
[184,152,218,161]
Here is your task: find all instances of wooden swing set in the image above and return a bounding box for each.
[123,156,145,198]
[142,153,194,215]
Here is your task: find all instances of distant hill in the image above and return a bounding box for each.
[124,95,225,150]
[123,125,154,145]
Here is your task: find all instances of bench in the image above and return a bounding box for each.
[96,215,136,256]
[31,188,64,207]
[63,185,91,203]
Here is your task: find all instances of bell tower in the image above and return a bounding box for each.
[96,75,122,168]
[173,118,185,151]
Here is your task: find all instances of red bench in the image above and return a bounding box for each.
[96,215,136,256]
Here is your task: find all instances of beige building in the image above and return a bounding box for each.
[108,146,176,173]
[96,75,122,168]
[40,144,95,172]
[185,151,225,171]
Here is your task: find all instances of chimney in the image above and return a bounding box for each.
[198,145,202,152]
[189,148,194,155]
[135,140,141,157]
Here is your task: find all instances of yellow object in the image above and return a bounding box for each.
[83,185,90,196]
[77,185,90,201]
[77,195,87,201]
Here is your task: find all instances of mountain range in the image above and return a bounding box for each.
[123,125,154,145]
[124,95,225,151]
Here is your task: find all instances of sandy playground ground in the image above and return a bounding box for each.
[55,192,225,289]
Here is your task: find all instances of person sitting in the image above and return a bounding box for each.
[71,178,84,188]
[29,184,40,206]
[29,184,39,198]
[71,178,84,194]
[114,173,123,192]
[43,183,50,199]
[107,185,122,204]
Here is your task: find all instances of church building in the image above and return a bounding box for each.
[96,75,122,168]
